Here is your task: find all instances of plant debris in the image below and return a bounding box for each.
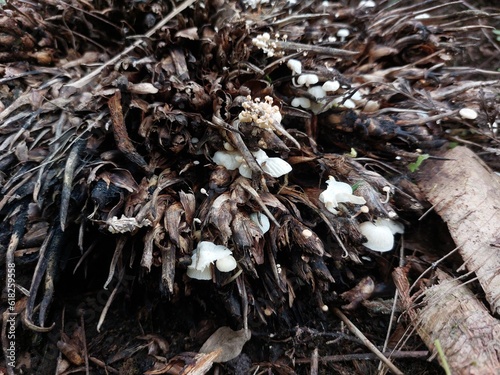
[1,0,499,374]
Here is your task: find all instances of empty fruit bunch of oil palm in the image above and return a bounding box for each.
[1,0,499,374]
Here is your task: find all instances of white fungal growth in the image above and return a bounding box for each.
[308,86,327,99]
[337,28,350,41]
[302,229,313,238]
[260,157,293,178]
[359,0,376,8]
[238,96,282,130]
[322,80,340,92]
[319,176,366,214]
[216,256,238,272]
[375,218,405,235]
[252,32,277,57]
[213,150,242,170]
[213,148,292,179]
[296,74,319,87]
[287,59,302,75]
[187,241,237,280]
[343,99,356,109]
[250,212,271,234]
[291,97,312,109]
[459,108,478,120]
[359,221,394,252]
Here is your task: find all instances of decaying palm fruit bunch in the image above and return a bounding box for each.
[1,0,499,373]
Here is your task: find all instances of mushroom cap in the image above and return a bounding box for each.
[322,80,340,92]
[287,58,302,75]
[359,221,394,252]
[216,255,237,272]
[308,86,326,99]
[250,212,271,234]
[375,218,405,234]
[260,157,292,178]
[319,176,366,214]
[189,241,233,271]
[186,265,213,280]
[213,151,242,170]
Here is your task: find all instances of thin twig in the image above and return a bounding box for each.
[296,350,430,363]
[332,308,404,375]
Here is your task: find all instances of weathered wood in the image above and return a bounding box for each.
[417,146,500,315]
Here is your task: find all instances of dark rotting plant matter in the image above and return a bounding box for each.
[0,0,499,374]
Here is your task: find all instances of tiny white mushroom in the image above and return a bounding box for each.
[216,255,237,272]
[308,86,327,99]
[250,212,271,234]
[459,108,478,120]
[337,28,350,41]
[238,162,253,178]
[291,97,312,109]
[187,242,236,280]
[287,58,302,75]
[359,0,376,8]
[359,221,394,252]
[297,74,319,86]
[252,149,269,164]
[319,176,366,214]
[343,99,356,109]
[213,150,242,170]
[375,218,405,234]
[322,80,340,92]
[260,157,293,177]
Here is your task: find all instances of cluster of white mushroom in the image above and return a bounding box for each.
[187,213,271,280]
[287,59,367,114]
[187,241,238,280]
[238,95,282,130]
[252,32,278,57]
[213,148,292,178]
[319,176,404,252]
[319,176,366,215]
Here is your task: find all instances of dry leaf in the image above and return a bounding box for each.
[199,326,251,363]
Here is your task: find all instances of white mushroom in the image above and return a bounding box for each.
[375,218,405,234]
[291,97,312,109]
[359,221,394,252]
[319,176,366,214]
[213,151,243,170]
[260,157,293,178]
[296,74,319,86]
[308,86,327,99]
[459,108,478,120]
[287,59,302,75]
[322,80,340,92]
[187,241,237,279]
[250,212,271,234]
[216,256,237,272]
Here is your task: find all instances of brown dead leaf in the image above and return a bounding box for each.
[199,326,251,363]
